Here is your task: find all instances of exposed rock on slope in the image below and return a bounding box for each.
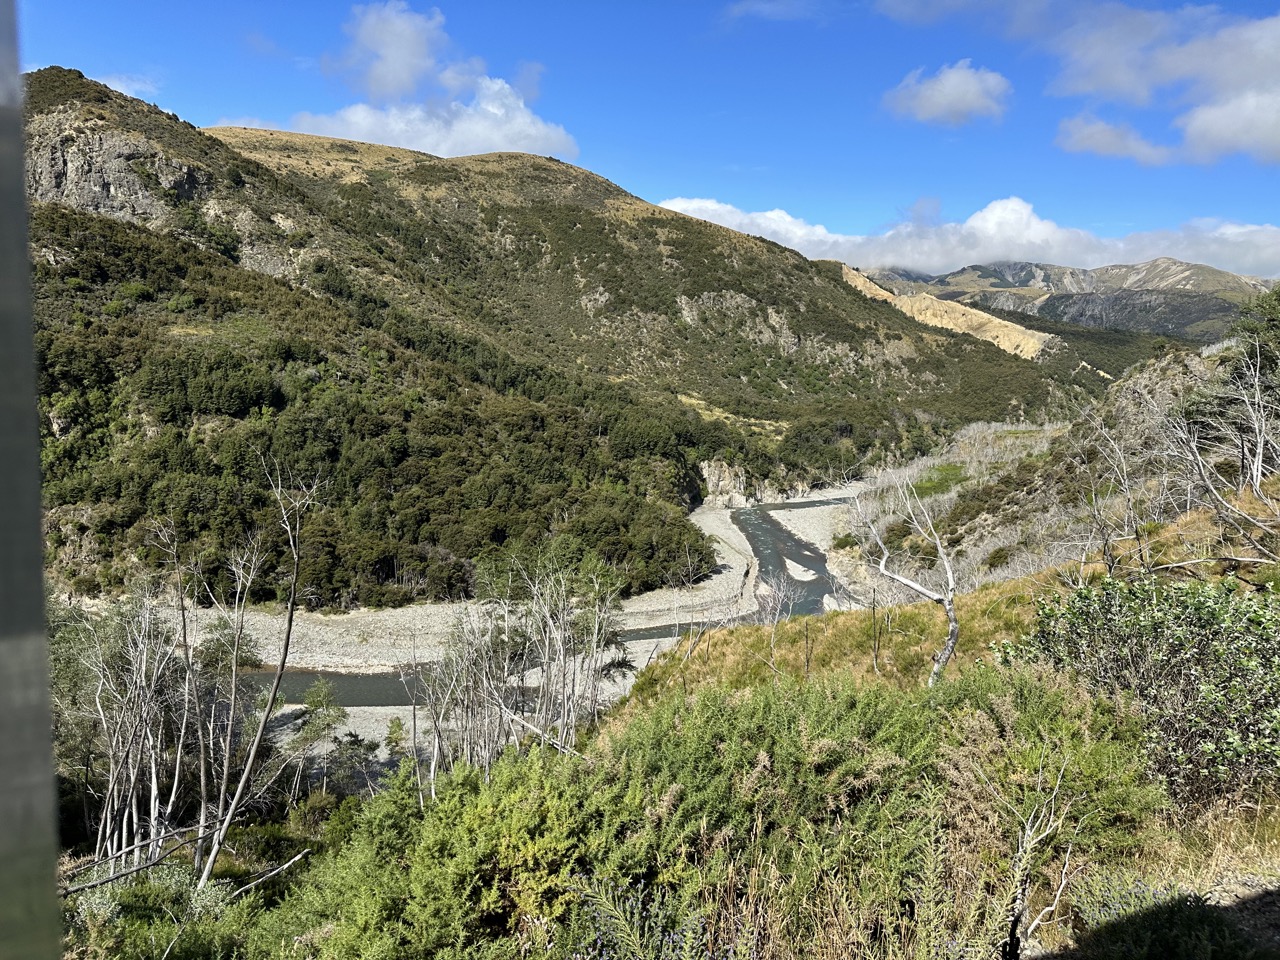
[26,108,209,226]
[838,264,1059,360]
[868,257,1275,341]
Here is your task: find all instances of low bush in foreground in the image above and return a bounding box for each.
[1007,576,1280,802]
[233,668,1159,959]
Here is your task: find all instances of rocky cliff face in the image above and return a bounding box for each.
[24,71,306,279]
[25,107,210,228]
[700,460,811,508]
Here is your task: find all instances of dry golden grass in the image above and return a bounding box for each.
[676,393,789,443]
[638,571,1062,696]
[204,126,428,184]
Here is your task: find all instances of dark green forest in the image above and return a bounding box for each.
[34,204,731,605]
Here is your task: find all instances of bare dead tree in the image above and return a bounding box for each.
[756,570,803,676]
[197,460,322,890]
[396,631,430,807]
[853,485,960,687]
[1167,335,1280,564]
[990,756,1079,960]
[399,549,624,791]
[147,520,211,870]
[197,530,265,869]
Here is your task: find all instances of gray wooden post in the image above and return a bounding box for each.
[0,4,61,956]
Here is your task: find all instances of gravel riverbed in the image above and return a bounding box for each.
[237,490,856,744]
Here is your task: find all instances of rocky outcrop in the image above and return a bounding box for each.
[840,264,1059,360]
[839,265,896,303]
[25,108,212,228]
[700,459,811,508]
[700,459,753,508]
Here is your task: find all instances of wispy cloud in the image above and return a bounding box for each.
[289,2,576,158]
[877,0,1280,165]
[95,73,160,99]
[659,195,1280,278]
[1051,6,1280,163]
[1056,114,1172,166]
[884,59,1010,126]
[724,0,822,20]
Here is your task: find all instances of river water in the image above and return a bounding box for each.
[262,497,849,707]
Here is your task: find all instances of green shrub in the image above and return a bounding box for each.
[983,545,1013,569]
[1007,577,1280,801]
[831,532,858,551]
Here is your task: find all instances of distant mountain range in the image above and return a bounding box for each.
[867,258,1275,341]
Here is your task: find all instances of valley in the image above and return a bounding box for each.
[869,256,1277,342]
[26,66,1173,612]
[25,62,1280,960]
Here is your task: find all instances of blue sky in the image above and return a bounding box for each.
[18,0,1280,277]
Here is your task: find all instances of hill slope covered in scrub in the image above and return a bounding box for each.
[26,67,1170,605]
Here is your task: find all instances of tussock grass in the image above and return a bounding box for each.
[635,572,1052,696]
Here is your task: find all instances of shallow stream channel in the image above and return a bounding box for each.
[258,497,850,708]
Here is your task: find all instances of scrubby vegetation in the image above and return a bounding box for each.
[30,68,1280,959]
[27,66,1177,608]
[61,666,1180,959]
[56,630,1280,958]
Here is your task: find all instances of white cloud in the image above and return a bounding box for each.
[337,1,445,100]
[878,1,1280,165]
[659,195,1280,279]
[290,3,577,159]
[885,59,1011,125]
[1177,89,1280,165]
[294,77,577,157]
[1056,114,1172,166]
[1051,7,1280,163]
[95,74,160,99]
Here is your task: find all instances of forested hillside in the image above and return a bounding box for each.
[26,67,1176,606]
[33,202,732,604]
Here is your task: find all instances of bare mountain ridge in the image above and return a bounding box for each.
[868,257,1275,341]
[835,264,1060,361]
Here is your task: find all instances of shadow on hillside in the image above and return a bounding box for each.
[1039,885,1280,960]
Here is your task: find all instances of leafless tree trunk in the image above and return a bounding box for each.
[148,520,212,870]
[854,485,961,687]
[756,571,803,676]
[78,590,187,866]
[197,462,321,889]
[403,550,623,791]
[199,531,265,868]
[1167,336,1280,563]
